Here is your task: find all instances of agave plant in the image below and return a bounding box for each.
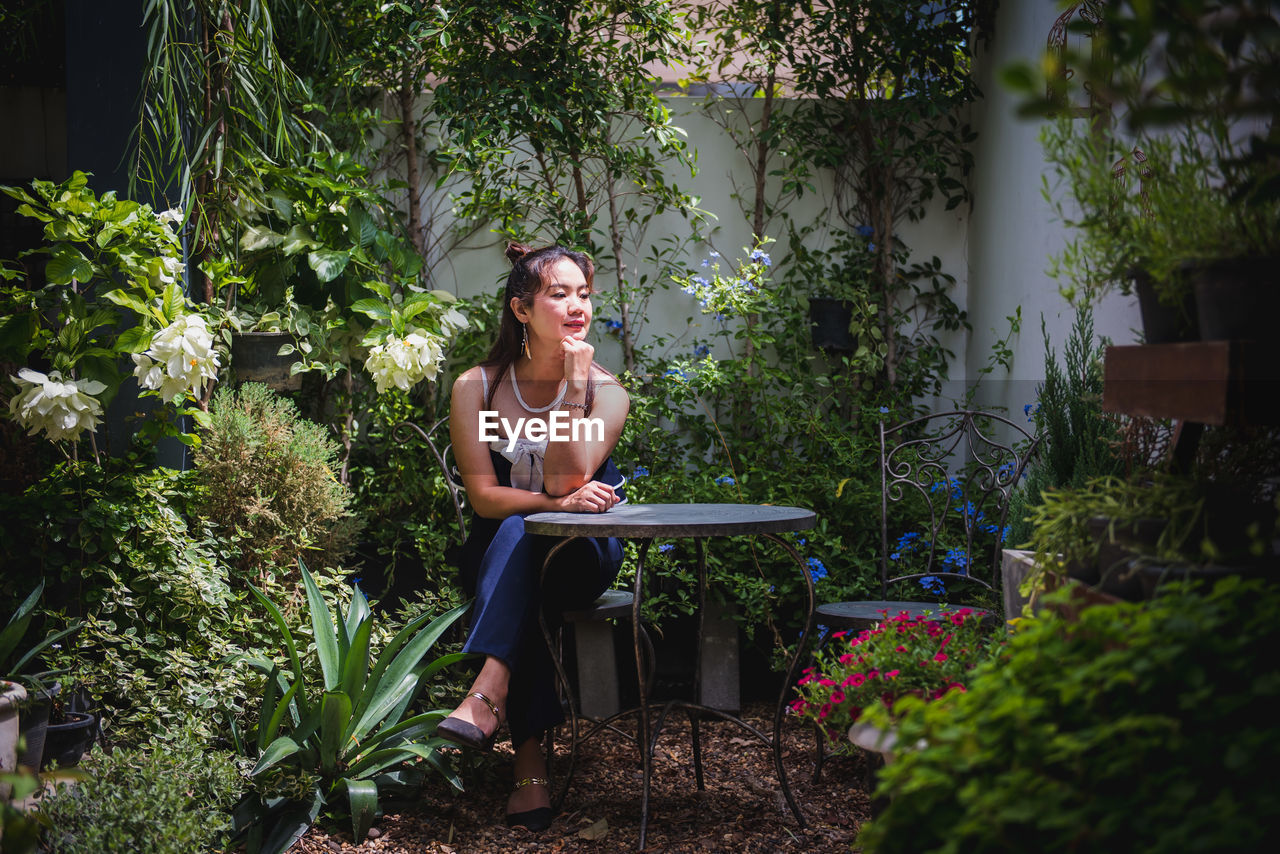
[1,581,81,692]
[230,563,469,853]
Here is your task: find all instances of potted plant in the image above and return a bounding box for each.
[785,230,880,353]
[1,582,80,771]
[791,606,1000,762]
[1127,121,1280,342]
[1041,118,1198,343]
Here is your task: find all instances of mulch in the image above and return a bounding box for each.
[294,703,872,853]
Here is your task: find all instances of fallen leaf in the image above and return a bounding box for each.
[577,818,609,840]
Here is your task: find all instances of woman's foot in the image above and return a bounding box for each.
[505,777,553,831]
[437,691,503,751]
[506,738,553,831]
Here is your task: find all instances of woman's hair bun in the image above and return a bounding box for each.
[505,242,532,265]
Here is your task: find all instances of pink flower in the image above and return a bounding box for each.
[831,690,845,705]
[819,703,832,719]
[934,652,948,662]
[884,669,900,679]
[843,673,866,688]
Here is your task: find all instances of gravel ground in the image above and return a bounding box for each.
[294,703,871,853]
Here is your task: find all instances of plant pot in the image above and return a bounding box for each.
[1087,516,1159,601]
[1186,256,1280,341]
[1,680,26,799]
[1132,268,1197,343]
[230,331,302,391]
[809,298,857,351]
[41,711,97,770]
[16,686,55,771]
[1136,559,1278,599]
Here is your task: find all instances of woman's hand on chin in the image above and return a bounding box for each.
[555,480,618,513]
[560,335,594,384]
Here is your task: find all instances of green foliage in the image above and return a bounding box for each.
[858,577,1280,853]
[0,582,78,690]
[230,563,469,853]
[0,766,41,854]
[617,244,965,663]
[1005,0,1279,203]
[1008,305,1120,546]
[430,0,703,369]
[193,383,360,581]
[36,722,245,854]
[0,172,204,443]
[0,456,267,744]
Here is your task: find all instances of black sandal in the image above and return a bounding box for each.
[437,691,501,752]
[505,776,553,832]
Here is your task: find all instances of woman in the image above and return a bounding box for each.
[439,243,629,831]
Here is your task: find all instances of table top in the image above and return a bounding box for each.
[524,502,816,538]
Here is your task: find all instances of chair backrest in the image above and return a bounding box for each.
[879,410,1042,598]
[393,416,467,543]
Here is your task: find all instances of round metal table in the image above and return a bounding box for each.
[524,503,817,850]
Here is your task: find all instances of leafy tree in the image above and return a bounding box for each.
[788,0,989,389]
[430,0,704,371]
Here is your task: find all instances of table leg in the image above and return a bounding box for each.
[761,532,814,828]
[633,538,654,851]
[538,536,583,813]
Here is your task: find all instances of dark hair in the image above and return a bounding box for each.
[482,242,597,410]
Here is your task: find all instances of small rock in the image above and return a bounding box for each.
[367,827,382,839]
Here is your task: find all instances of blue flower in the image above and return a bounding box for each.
[855,225,874,238]
[700,258,711,268]
[796,536,807,546]
[941,548,969,572]
[709,251,719,258]
[694,343,710,357]
[920,575,947,596]
[868,242,876,252]
[602,318,623,334]
[664,368,688,379]
[807,557,828,582]
[749,249,771,267]
[894,531,922,553]
[716,475,736,485]
[692,275,709,288]
[879,406,889,414]
[633,465,649,478]
[658,543,675,553]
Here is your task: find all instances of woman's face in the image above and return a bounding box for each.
[515,257,592,347]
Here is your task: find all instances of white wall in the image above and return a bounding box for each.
[425,96,970,386]
[964,1,1140,418]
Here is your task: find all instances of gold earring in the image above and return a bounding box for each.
[522,323,531,359]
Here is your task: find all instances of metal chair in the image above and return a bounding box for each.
[810,409,1041,779]
[393,416,652,808]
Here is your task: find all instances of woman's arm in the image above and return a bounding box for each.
[450,367,620,517]
[541,369,629,497]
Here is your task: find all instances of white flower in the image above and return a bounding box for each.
[133,314,221,402]
[438,305,468,335]
[8,368,106,442]
[364,326,445,393]
[156,208,184,228]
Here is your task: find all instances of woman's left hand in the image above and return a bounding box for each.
[556,479,619,513]
[560,335,593,385]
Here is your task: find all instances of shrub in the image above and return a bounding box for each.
[193,382,360,581]
[36,722,244,854]
[858,577,1280,853]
